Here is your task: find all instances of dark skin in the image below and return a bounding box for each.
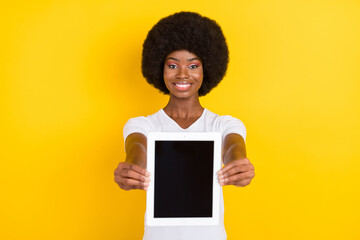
[114,50,255,191]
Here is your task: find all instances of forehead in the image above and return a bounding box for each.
[165,50,201,61]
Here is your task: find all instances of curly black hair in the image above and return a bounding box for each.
[141,11,229,96]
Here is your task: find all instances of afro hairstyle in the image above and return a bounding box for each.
[141,11,229,96]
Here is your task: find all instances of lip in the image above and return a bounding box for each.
[173,81,193,91]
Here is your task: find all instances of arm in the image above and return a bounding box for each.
[218,133,255,187]
[114,133,150,191]
[124,133,147,168]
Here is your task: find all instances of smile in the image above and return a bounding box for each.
[173,82,192,90]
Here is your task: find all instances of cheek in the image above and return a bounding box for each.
[163,72,171,84]
[195,67,203,77]
[193,71,203,82]
[163,67,173,80]
[163,72,172,90]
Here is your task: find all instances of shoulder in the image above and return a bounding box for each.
[123,110,162,141]
[204,108,245,126]
[204,108,247,141]
[124,116,150,127]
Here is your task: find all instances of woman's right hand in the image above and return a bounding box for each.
[114,162,150,191]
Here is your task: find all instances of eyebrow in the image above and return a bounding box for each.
[166,57,201,62]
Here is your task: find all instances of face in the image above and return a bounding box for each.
[163,50,203,99]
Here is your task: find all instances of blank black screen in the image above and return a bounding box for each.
[154,140,214,218]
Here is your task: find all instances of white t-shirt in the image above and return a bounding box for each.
[123,108,246,240]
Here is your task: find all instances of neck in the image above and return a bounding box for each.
[163,94,203,119]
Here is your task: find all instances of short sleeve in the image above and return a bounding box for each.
[123,117,152,142]
[220,116,247,142]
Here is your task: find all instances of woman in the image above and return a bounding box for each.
[114,11,255,240]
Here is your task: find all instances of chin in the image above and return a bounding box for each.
[170,91,199,99]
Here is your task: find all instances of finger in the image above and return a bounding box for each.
[121,163,150,176]
[118,184,144,191]
[220,171,254,186]
[118,169,150,183]
[132,185,144,190]
[118,184,131,191]
[218,158,250,175]
[219,164,254,179]
[115,176,149,188]
[233,178,252,187]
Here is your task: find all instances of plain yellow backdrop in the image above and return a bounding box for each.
[1,0,359,239]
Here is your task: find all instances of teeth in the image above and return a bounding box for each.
[174,83,191,90]
[175,83,191,86]
[174,82,191,90]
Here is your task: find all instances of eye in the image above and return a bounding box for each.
[168,64,178,69]
[188,64,199,69]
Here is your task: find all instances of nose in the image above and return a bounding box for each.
[175,67,190,79]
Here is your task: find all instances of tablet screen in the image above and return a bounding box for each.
[154,140,214,218]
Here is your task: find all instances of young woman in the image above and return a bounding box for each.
[114,11,255,240]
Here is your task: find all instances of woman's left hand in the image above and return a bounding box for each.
[217,158,255,187]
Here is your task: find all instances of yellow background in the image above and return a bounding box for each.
[1,0,359,239]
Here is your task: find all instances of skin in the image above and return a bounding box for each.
[114,50,255,191]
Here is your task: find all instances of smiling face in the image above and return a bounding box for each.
[163,50,203,99]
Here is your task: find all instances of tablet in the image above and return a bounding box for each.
[146,132,222,226]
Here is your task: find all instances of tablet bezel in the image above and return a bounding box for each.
[146,132,222,226]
